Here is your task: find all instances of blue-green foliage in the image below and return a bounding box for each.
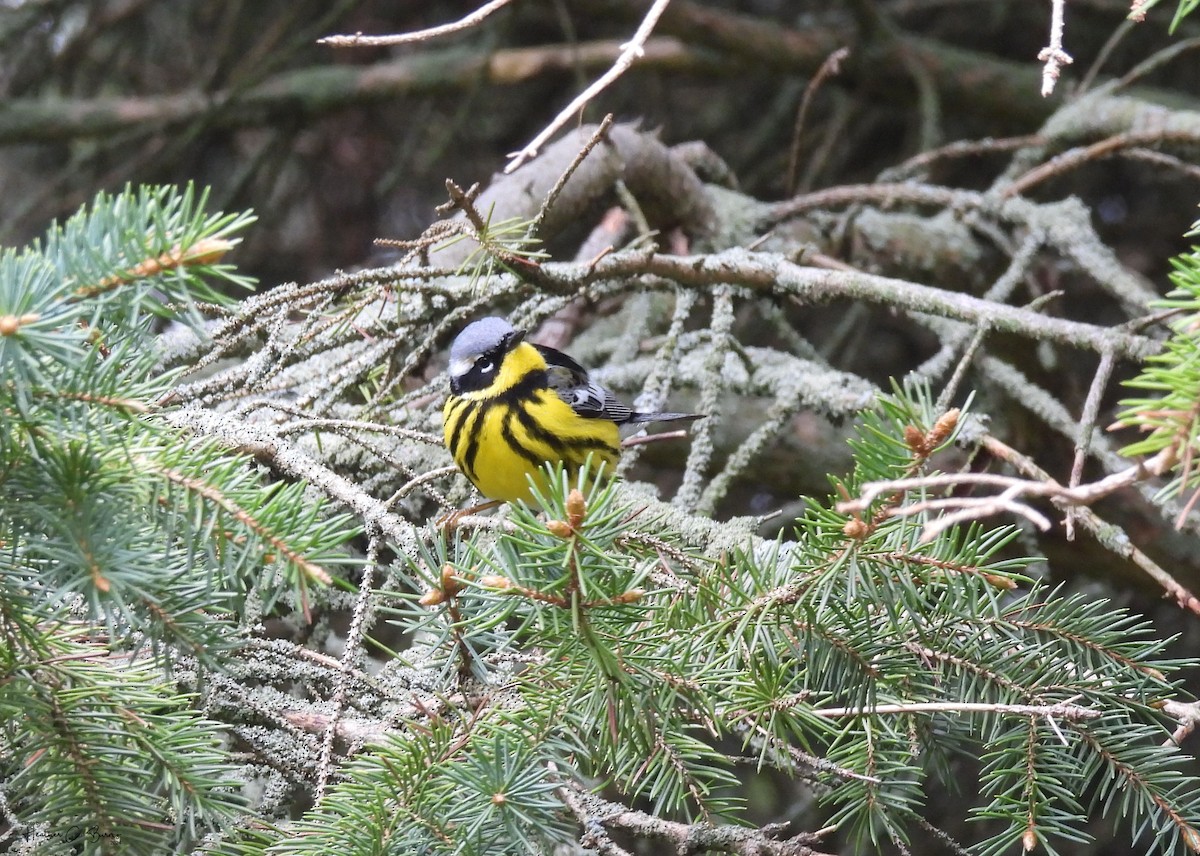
[226,384,1200,856]
[1117,217,1200,514]
[1170,0,1200,31]
[0,186,355,854]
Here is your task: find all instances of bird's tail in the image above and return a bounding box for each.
[626,411,704,426]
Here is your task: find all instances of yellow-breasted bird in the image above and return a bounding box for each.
[443,317,700,505]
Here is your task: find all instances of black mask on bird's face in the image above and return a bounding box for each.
[449,328,525,395]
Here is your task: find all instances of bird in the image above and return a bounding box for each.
[442,316,699,506]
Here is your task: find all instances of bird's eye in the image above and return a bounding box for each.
[477,359,494,374]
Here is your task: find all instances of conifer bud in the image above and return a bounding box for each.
[566,489,586,528]
[440,563,461,598]
[1182,824,1200,852]
[0,313,38,336]
[181,236,236,266]
[479,575,512,590]
[614,588,644,604]
[904,425,927,456]
[930,408,960,446]
[546,520,573,539]
[982,572,1017,590]
[843,518,869,539]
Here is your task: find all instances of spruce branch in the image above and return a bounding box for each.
[560,782,836,856]
[205,394,1200,855]
[0,185,354,850]
[144,454,335,587]
[1115,223,1200,526]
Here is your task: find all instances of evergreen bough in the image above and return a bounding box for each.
[225,395,1200,855]
[4,186,1200,856]
[0,186,354,854]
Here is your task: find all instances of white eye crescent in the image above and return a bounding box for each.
[478,360,494,373]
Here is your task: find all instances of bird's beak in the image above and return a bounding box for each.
[506,328,527,349]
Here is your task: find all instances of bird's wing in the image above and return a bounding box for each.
[535,344,634,424]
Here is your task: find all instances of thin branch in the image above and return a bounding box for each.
[1038,0,1073,97]
[621,429,690,448]
[558,784,836,856]
[1121,147,1200,183]
[927,231,1045,409]
[316,529,380,799]
[1162,700,1200,747]
[982,434,1200,614]
[319,0,517,47]
[810,701,1099,720]
[1110,35,1200,90]
[0,38,705,145]
[835,438,1186,546]
[504,0,672,173]
[1077,17,1136,94]
[839,449,1177,519]
[884,134,1044,181]
[529,114,615,239]
[892,493,1055,541]
[785,47,851,195]
[1066,349,1117,540]
[740,723,881,785]
[1003,130,1200,198]
[554,250,1159,359]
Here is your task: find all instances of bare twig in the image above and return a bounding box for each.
[316,530,382,799]
[810,700,1099,721]
[1003,130,1200,198]
[981,435,1200,614]
[504,0,672,173]
[1121,148,1200,183]
[889,492,1055,541]
[1077,18,1136,94]
[319,0,517,47]
[558,784,835,856]
[1039,0,1073,97]
[1066,349,1117,540]
[1162,699,1200,747]
[785,47,850,196]
[836,439,1184,546]
[884,134,1044,181]
[529,114,615,239]
[1111,35,1200,90]
[622,429,690,448]
[839,447,1177,520]
[927,231,1045,409]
